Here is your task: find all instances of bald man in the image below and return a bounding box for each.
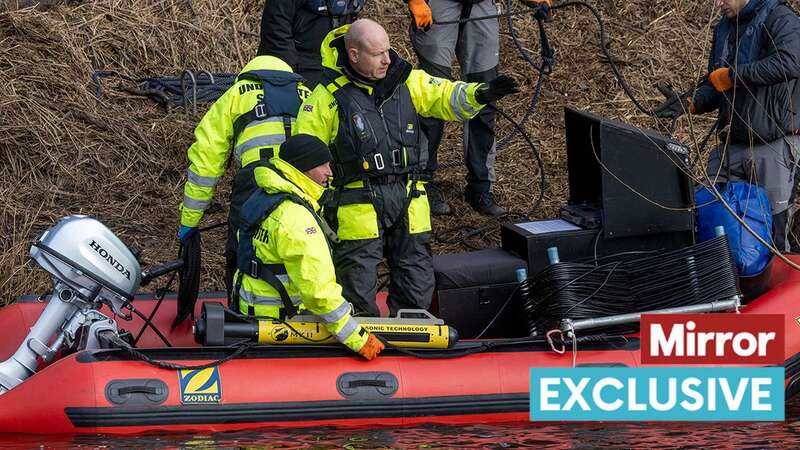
[297,19,518,316]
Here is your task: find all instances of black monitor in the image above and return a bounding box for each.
[564,107,693,238]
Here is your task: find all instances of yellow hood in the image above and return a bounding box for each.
[239,55,294,76]
[257,158,325,211]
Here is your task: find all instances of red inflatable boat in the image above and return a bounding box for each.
[1,254,799,435]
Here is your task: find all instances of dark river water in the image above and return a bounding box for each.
[1,398,799,449]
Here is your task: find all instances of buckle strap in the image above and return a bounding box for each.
[249,261,287,277]
[329,188,373,206]
[248,260,297,318]
[282,116,292,139]
[331,159,364,186]
[368,173,409,185]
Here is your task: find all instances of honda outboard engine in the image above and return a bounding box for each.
[0,215,142,394]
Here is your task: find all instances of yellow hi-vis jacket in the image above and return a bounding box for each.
[296,25,486,240]
[297,25,485,146]
[180,56,311,228]
[235,158,369,353]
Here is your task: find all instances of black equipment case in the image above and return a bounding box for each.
[502,107,695,274]
[431,249,528,339]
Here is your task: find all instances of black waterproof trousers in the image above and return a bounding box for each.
[326,181,434,317]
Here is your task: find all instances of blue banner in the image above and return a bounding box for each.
[530,367,784,421]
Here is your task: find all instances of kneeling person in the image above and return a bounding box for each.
[233,134,383,360]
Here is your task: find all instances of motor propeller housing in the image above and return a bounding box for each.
[29,215,142,315]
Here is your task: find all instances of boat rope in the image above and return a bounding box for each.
[129,306,174,348]
[132,281,176,346]
[92,70,236,114]
[98,330,255,371]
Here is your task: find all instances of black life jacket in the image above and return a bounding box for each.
[235,188,311,318]
[226,70,303,253]
[322,58,423,187]
[232,69,303,147]
[235,170,338,317]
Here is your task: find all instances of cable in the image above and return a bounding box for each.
[495,2,553,147]
[426,3,552,245]
[551,1,659,117]
[434,2,660,116]
[130,307,173,347]
[520,235,740,335]
[99,330,253,371]
[434,104,546,246]
[132,274,176,345]
[474,284,521,339]
[433,7,540,25]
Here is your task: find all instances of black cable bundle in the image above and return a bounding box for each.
[522,235,740,336]
[174,233,201,328]
[92,70,236,112]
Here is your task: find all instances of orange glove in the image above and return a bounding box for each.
[358,333,385,361]
[408,0,433,29]
[709,67,734,92]
[522,0,552,6]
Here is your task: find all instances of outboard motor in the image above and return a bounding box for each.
[0,216,141,395]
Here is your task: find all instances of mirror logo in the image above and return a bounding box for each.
[530,314,785,421]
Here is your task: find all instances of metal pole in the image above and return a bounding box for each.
[562,296,741,333]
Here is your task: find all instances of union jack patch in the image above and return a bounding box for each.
[305,227,317,234]
[303,104,314,112]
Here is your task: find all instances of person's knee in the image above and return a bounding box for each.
[418,57,452,79]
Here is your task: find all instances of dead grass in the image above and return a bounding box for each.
[1,0,797,304]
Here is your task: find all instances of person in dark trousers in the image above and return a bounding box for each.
[655,0,800,251]
[257,0,366,89]
[407,0,551,216]
[297,20,518,316]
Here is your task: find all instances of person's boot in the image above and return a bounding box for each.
[427,182,451,215]
[466,190,505,216]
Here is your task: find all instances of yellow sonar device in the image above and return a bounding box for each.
[195,302,459,349]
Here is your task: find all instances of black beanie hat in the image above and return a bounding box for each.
[279,134,332,172]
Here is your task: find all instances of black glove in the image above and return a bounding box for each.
[475,75,520,104]
[652,83,692,119]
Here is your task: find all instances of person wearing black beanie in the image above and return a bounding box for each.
[233,133,385,361]
[280,134,333,185]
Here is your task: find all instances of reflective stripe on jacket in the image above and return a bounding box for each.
[295,25,485,239]
[235,158,368,353]
[180,56,311,227]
